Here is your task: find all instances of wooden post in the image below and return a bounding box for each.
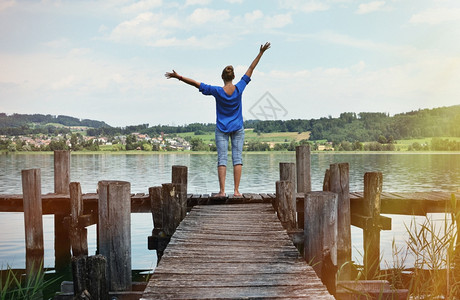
[22,168,44,278]
[296,145,311,230]
[162,183,183,236]
[54,150,71,271]
[280,162,296,193]
[72,255,108,300]
[304,191,338,295]
[296,145,311,193]
[71,255,87,297]
[329,163,351,280]
[279,162,296,229]
[275,180,295,230]
[323,169,330,191]
[274,181,280,213]
[363,172,383,279]
[150,186,163,230]
[54,150,70,194]
[148,186,170,262]
[69,182,88,257]
[87,255,109,300]
[172,165,187,187]
[97,180,132,291]
[172,165,188,220]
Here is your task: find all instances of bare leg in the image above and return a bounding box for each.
[217,165,226,196]
[233,164,242,196]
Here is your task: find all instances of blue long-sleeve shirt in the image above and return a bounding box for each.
[199,74,251,133]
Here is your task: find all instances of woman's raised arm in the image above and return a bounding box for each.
[165,70,200,89]
[245,42,271,78]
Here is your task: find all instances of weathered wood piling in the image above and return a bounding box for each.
[148,165,189,262]
[69,182,88,257]
[97,180,132,291]
[296,145,311,229]
[275,180,295,230]
[363,172,383,279]
[54,150,71,271]
[72,255,108,300]
[304,191,338,294]
[324,163,351,279]
[21,168,44,278]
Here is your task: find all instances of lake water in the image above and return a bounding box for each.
[1,152,459,270]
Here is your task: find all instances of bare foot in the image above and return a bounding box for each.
[215,192,226,197]
[234,192,242,197]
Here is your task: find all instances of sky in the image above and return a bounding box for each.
[0,0,459,127]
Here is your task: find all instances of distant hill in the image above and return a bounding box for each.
[1,105,460,144]
[0,113,110,129]
[246,105,460,142]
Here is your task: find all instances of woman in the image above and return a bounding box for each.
[165,42,270,197]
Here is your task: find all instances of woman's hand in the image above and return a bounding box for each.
[260,42,271,53]
[164,70,200,88]
[165,70,179,79]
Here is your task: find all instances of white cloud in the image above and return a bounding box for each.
[51,75,76,90]
[410,8,460,25]
[43,38,71,49]
[121,0,162,14]
[244,10,263,23]
[226,0,243,3]
[256,54,460,121]
[69,48,92,57]
[264,13,292,29]
[355,1,386,15]
[161,15,182,28]
[0,0,15,12]
[280,0,329,13]
[150,34,232,49]
[105,7,236,49]
[185,0,211,6]
[188,8,230,24]
[108,12,166,43]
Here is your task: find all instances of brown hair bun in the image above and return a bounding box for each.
[221,65,235,81]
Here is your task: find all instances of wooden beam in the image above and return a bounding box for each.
[351,213,391,231]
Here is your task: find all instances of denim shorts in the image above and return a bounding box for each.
[215,127,245,166]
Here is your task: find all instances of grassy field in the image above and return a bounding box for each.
[394,137,460,151]
[176,129,310,145]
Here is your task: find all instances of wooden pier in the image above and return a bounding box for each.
[2,148,457,299]
[142,203,334,299]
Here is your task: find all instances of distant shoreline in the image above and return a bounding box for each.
[2,150,460,155]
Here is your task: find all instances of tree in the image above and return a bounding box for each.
[49,139,68,151]
[70,133,82,151]
[378,135,387,144]
[0,139,11,150]
[142,143,152,151]
[190,137,209,151]
[125,134,138,150]
[353,141,363,151]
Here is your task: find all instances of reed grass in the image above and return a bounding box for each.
[341,194,460,299]
[0,262,60,300]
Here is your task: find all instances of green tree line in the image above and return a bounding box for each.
[0,113,109,129]
[250,106,460,143]
[1,105,459,146]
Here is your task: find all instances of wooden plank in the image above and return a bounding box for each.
[143,203,334,299]
[147,273,318,287]
[144,285,335,299]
